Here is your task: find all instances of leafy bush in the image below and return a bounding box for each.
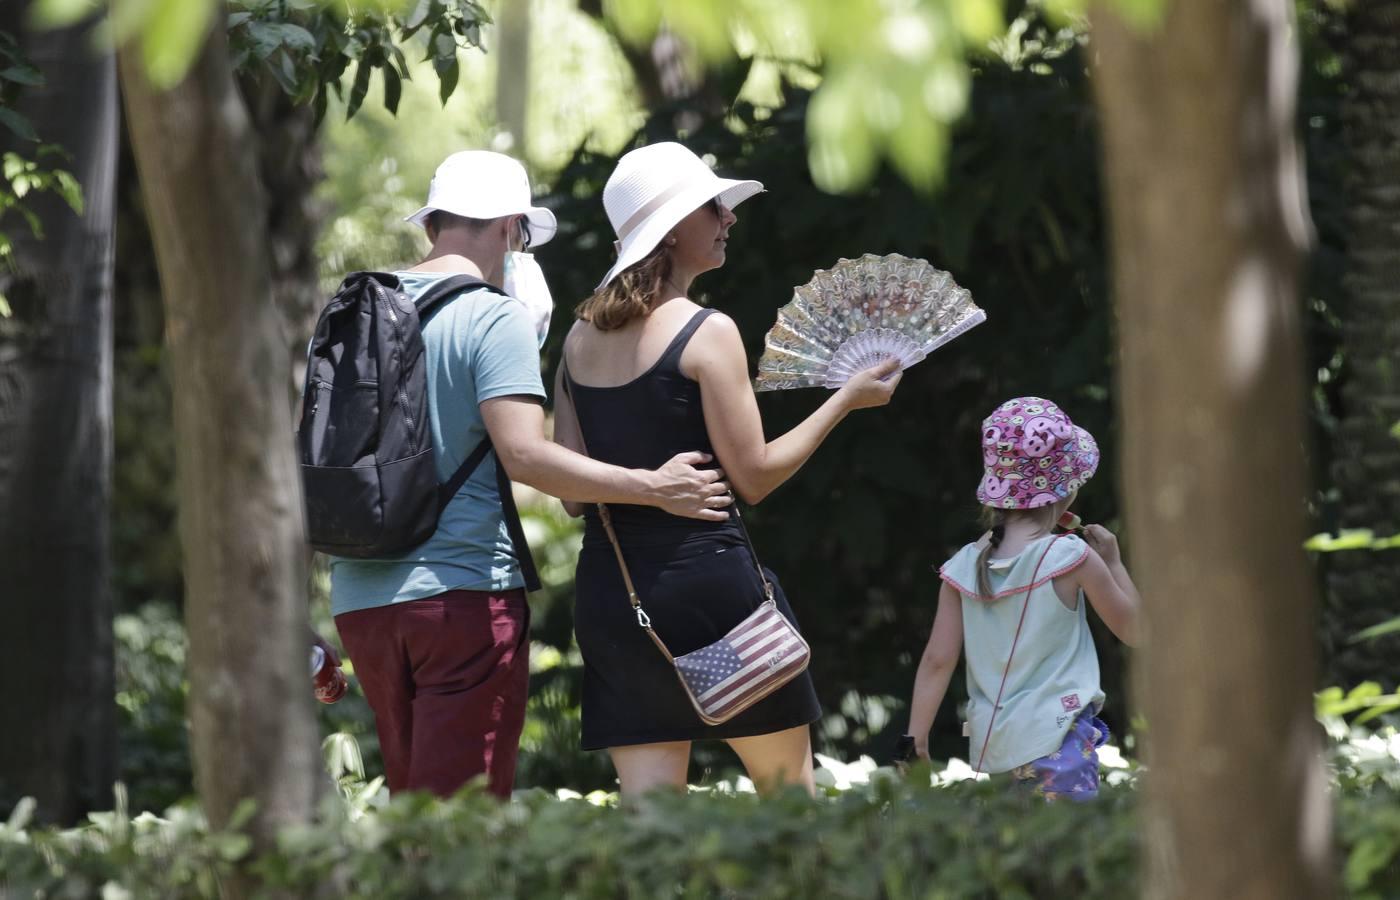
[4,733,1399,900]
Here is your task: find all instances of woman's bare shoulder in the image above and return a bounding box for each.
[691,308,742,346]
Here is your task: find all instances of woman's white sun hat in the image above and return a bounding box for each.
[597,142,763,290]
[405,150,557,246]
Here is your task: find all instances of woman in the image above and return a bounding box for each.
[553,142,901,797]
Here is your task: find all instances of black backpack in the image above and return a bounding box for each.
[297,271,539,590]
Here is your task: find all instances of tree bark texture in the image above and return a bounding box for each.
[116,16,318,858]
[1088,0,1332,897]
[236,69,324,396]
[0,10,118,825]
[1323,0,1400,687]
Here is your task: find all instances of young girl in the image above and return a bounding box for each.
[901,397,1141,801]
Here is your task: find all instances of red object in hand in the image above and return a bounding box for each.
[311,645,348,704]
[1058,511,1082,531]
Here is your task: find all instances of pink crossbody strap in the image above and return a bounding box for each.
[974,533,1067,775]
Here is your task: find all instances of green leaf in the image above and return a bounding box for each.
[53,169,84,214]
[0,65,45,87]
[389,44,409,78]
[226,11,252,29]
[5,797,35,830]
[246,21,316,60]
[1346,836,1400,893]
[272,22,316,53]
[0,107,37,142]
[435,54,459,106]
[1351,617,1400,644]
[403,0,433,34]
[1306,529,1378,552]
[382,65,402,115]
[346,57,374,120]
[311,84,328,126]
[30,0,99,28]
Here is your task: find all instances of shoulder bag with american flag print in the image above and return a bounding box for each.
[561,363,812,726]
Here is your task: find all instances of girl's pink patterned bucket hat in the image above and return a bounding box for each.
[976,397,1099,509]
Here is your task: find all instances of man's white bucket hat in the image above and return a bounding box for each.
[597,142,763,290]
[405,150,557,247]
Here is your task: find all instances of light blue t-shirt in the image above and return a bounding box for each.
[329,273,546,616]
[940,534,1104,773]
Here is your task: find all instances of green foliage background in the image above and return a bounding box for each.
[92,0,1374,805]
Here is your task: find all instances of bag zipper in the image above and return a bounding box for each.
[375,281,419,455]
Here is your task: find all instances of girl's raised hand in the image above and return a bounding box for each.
[1082,524,1122,566]
[838,358,903,410]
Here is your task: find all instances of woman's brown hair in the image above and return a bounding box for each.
[576,243,673,332]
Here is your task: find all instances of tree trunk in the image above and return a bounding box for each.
[1323,1,1400,687]
[1088,1,1332,897]
[236,69,325,397]
[116,12,317,871]
[0,11,118,825]
[495,0,531,154]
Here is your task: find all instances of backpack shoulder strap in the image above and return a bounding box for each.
[437,438,494,513]
[413,273,506,319]
[436,436,541,593]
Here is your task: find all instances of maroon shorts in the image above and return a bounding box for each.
[334,589,530,799]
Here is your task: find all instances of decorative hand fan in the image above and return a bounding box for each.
[754,253,985,391]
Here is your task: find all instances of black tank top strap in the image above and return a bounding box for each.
[654,308,719,373]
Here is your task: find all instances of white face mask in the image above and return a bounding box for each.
[502,250,554,349]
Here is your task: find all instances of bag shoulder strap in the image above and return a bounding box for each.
[974,533,1068,773]
[410,272,538,592]
[437,439,493,513]
[562,357,787,663]
[434,436,540,593]
[413,273,506,319]
[560,354,771,596]
[559,361,670,656]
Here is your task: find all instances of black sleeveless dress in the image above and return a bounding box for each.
[565,308,822,749]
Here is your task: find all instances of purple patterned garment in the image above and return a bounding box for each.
[1011,711,1109,802]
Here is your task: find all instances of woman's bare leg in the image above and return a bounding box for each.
[608,741,692,798]
[726,725,815,796]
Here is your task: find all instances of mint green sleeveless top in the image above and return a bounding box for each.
[939,534,1104,774]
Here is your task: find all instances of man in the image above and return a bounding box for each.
[328,151,731,798]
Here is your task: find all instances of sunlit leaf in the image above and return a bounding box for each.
[30,0,102,28]
[603,0,664,48]
[141,0,219,88]
[1305,529,1378,552]
[54,169,84,214]
[1351,617,1400,644]
[951,0,1005,44]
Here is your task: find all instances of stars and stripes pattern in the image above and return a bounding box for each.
[673,601,810,722]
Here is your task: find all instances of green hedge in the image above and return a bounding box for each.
[3,763,1398,899]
